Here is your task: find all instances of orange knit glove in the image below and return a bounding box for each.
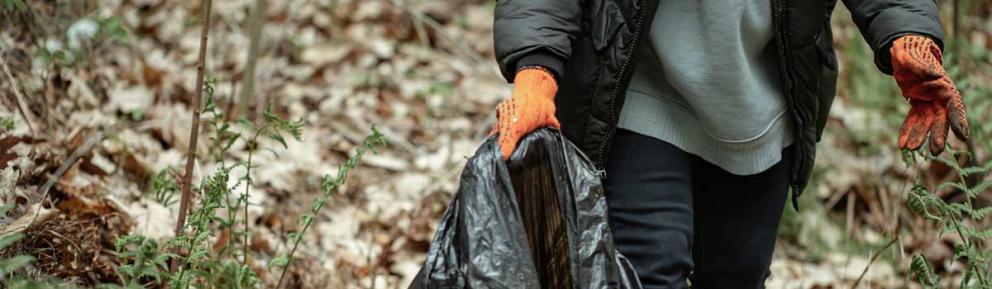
[891,35,970,155]
[492,67,561,160]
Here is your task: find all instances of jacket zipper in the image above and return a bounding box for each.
[771,0,806,210]
[595,0,653,174]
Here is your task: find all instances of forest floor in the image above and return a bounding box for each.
[1,0,990,288]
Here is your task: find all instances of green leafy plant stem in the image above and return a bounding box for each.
[950,213,988,286]
[940,154,988,287]
[275,126,386,288]
[907,151,991,288]
[240,128,265,265]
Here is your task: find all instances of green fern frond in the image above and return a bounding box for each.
[907,186,943,221]
[961,165,991,176]
[910,255,940,288]
[0,232,23,250]
[0,255,33,276]
[972,229,992,240]
[966,179,992,199]
[937,181,968,192]
[972,207,992,220]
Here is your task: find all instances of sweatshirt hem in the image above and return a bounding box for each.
[617,90,794,175]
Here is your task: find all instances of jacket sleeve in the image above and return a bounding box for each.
[494,0,584,83]
[843,0,945,75]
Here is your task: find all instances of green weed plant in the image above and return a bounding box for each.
[106,79,386,288]
[905,149,992,288]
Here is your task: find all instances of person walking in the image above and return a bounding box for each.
[490,1,971,288]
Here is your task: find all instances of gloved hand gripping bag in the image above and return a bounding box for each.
[410,128,642,289]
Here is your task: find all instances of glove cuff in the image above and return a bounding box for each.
[513,67,558,101]
[892,35,943,65]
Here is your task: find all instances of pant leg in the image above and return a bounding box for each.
[603,129,694,289]
[688,146,794,289]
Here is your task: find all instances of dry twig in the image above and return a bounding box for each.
[850,237,899,289]
[175,0,215,243]
[20,130,108,232]
[0,49,37,134]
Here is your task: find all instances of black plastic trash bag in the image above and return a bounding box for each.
[409,128,642,289]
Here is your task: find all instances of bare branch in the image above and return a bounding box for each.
[175,0,215,242]
[239,0,267,120]
[0,49,37,134]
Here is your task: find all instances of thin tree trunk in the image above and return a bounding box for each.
[239,0,266,120]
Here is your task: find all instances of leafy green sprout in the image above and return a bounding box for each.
[0,117,14,132]
[147,169,181,207]
[105,235,173,289]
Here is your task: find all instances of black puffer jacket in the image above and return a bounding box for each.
[494,0,944,208]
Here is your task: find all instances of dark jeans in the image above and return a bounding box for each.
[603,129,793,289]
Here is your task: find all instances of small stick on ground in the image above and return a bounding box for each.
[850,237,899,289]
[24,130,109,230]
[174,0,214,259]
[0,49,37,134]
